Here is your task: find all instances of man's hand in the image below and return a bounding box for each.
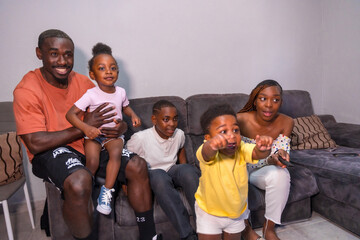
[83,103,116,128]
[100,118,128,138]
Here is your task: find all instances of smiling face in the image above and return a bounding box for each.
[254,85,282,122]
[36,37,74,87]
[152,106,178,139]
[89,54,118,93]
[205,114,241,157]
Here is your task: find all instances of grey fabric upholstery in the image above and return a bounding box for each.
[0,102,17,134]
[291,146,360,235]
[279,90,314,118]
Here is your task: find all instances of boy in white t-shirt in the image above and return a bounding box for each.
[126,100,199,240]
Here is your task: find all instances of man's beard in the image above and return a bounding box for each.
[55,77,68,86]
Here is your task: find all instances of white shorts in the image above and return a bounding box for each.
[195,201,246,235]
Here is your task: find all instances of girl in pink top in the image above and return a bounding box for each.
[66,43,140,215]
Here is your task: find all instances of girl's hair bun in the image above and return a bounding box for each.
[92,42,112,56]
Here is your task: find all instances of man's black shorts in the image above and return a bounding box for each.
[32,145,136,191]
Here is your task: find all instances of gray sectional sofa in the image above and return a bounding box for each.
[2,89,359,239]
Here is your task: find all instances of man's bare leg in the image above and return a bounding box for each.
[63,169,93,238]
[125,155,152,211]
[125,155,157,240]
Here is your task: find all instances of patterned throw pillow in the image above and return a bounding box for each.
[291,115,336,150]
[0,132,23,185]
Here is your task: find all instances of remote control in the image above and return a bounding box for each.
[278,155,293,167]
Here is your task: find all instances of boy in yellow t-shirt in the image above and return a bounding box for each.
[195,104,273,240]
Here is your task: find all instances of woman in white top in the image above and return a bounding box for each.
[236,80,294,240]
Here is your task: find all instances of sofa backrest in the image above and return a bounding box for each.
[0,102,16,134]
[1,90,315,166]
[280,90,314,118]
[186,93,249,135]
[122,96,187,140]
[185,93,249,166]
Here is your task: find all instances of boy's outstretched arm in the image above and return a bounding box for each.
[252,135,273,160]
[202,134,228,161]
[66,105,101,139]
[123,105,141,127]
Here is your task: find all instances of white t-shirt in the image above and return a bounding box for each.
[126,126,185,171]
[74,86,129,128]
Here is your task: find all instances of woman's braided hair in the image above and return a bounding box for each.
[238,79,283,113]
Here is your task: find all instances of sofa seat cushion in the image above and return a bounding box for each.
[248,165,318,211]
[291,146,360,209]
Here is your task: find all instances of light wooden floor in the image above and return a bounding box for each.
[1,207,359,240]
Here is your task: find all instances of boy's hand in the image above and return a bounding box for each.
[255,135,273,152]
[85,126,101,139]
[208,134,228,151]
[131,114,141,127]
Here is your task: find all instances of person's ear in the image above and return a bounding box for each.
[36,47,42,60]
[204,133,211,141]
[89,71,95,80]
[151,115,157,125]
[253,101,257,111]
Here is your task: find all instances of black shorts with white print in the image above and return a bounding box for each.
[32,146,90,192]
[32,145,136,192]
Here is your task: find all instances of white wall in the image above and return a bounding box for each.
[320,0,360,124]
[0,0,359,205]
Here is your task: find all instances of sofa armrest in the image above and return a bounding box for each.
[317,114,337,127]
[318,114,360,148]
[324,121,360,148]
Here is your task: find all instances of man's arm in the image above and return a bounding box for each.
[66,105,101,139]
[21,128,83,155]
[21,103,125,155]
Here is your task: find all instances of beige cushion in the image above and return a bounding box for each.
[0,132,23,185]
[291,115,336,150]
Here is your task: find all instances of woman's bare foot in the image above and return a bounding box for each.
[242,219,261,240]
[263,219,280,240]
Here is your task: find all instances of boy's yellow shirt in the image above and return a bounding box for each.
[195,141,258,218]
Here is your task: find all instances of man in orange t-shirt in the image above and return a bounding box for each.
[13,29,159,240]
